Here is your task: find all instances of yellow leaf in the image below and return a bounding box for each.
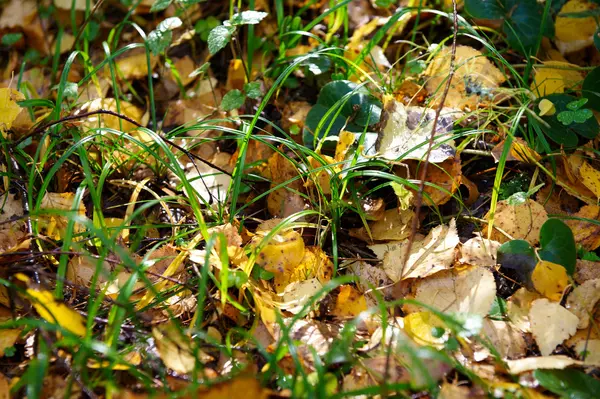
[152,322,212,374]
[273,246,333,293]
[78,98,147,132]
[254,230,305,274]
[334,131,355,162]
[486,199,548,244]
[555,0,598,54]
[0,88,25,134]
[0,329,20,357]
[115,51,158,80]
[529,298,578,356]
[532,261,569,301]
[565,205,600,251]
[538,99,556,116]
[425,45,506,110]
[38,192,87,241]
[331,285,367,318]
[531,61,583,96]
[403,311,447,348]
[15,274,87,336]
[579,161,600,199]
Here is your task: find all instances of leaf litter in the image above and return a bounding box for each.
[0,0,599,397]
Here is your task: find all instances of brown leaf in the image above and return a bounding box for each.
[485,199,548,244]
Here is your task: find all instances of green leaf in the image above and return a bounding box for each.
[147,17,182,55]
[244,82,262,99]
[560,8,600,18]
[535,369,600,399]
[594,27,600,51]
[573,108,593,123]
[497,239,537,288]
[540,94,599,146]
[150,0,172,12]
[1,32,23,46]
[583,66,600,110]
[221,89,246,111]
[503,0,554,55]
[207,25,235,55]
[538,219,576,275]
[557,110,575,125]
[195,16,220,41]
[567,98,588,110]
[464,0,505,19]
[189,62,210,78]
[63,82,78,99]
[230,11,268,26]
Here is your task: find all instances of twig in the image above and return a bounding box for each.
[400,1,459,278]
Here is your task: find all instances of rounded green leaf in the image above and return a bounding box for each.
[538,218,576,275]
[497,239,537,288]
[535,369,600,399]
[583,66,600,111]
[464,0,505,19]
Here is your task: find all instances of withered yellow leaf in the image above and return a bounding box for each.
[273,246,333,293]
[0,88,25,134]
[152,322,212,374]
[486,199,548,244]
[538,99,556,116]
[579,161,600,199]
[532,261,570,302]
[565,205,600,251]
[565,278,600,329]
[39,192,87,241]
[0,329,20,357]
[77,98,147,132]
[15,274,87,336]
[403,311,446,348]
[331,285,367,318]
[350,207,414,242]
[254,230,305,274]
[531,61,583,96]
[529,298,578,356]
[425,45,506,109]
[555,0,599,54]
[115,51,158,80]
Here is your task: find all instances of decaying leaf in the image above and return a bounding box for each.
[77,98,147,132]
[404,266,496,317]
[572,339,600,366]
[555,0,599,54]
[424,45,506,110]
[273,246,333,293]
[280,278,323,314]
[38,192,87,241]
[482,319,526,360]
[350,207,414,242]
[407,156,462,206]
[152,322,212,374]
[506,355,583,374]
[0,328,20,357]
[331,285,367,318]
[115,51,159,80]
[403,311,447,348]
[579,160,600,199]
[532,261,570,302]
[574,259,600,284]
[371,219,459,282]
[377,98,456,162]
[253,229,305,274]
[565,205,600,250]
[486,199,548,244]
[529,298,578,356]
[459,235,500,267]
[506,287,542,333]
[565,279,600,329]
[491,138,542,164]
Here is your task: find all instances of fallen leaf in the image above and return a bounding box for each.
[506,287,542,333]
[579,160,600,199]
[424,45,506,110]
[459,235,501,267]
[374,219,459,282]
[574,259,600,284]
[565,278,600,329]
[115,51,158,80]
[16,273,87,337]
[350,207,414,242]
[532,261,570,302]
[486,199,548,244]
[77,98,147,132]
[407,156,462,206]
[529,298,578,356]
[0,329,19,357]
[334,131,355,162]
[0,373,7,399]
[539,98,556,116]
[572,339,600,366]
[565,205,600,250]
[482,319,526,360]
[491,137,541,164]
[273,246,333,293]
[506,355,583,374]
[555,0,599,54]
[280,278,323,314]
[404,266,496,317]
[184,152,232,206]
[39,192,87,241]
[348,261,394,298]
[254,229,305,274]
[331,285,367,318]
[531,61,583,96]
[403,311,447,348]
[152,322,212,374]
[377,98,456,162]
[0,88,25,134]
[54,0,93,11]
[67,254,112,288]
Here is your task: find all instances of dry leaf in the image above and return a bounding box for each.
[152,322,212,374]
[350,207,414,242]
[481,319,526,360]
[579,160,600,199]
[565,205,600,250]
[273,246,333,293]
[491,138,541,164]
[565,278,600,329]
[424,45,506,109]
[254,229,305,274]
[67,254,112,288]
[331,285,367,318]
[574,259,600,284]
[54,0,93,10]
[39,192,87,241]
[529,298,578,356]
[506,355,582,374]
[572,339,600,366]
[115,51,158,80]
[0,329,20,357]
[373,219,459,282]
[280,278,323,314]
[506,287,542,333]
[408,157,462,206]
[403,311,447,348]
[555,0,599,54]
[531,61,583,96]
[77,98,147,132]
[485,199,548,244]
[459,235,500,267]
[348,261,394,298]
[378,99,456,162]
[532,261,570,302]
[404,266,496,317]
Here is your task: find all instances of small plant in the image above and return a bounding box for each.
[557,98,594,125]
